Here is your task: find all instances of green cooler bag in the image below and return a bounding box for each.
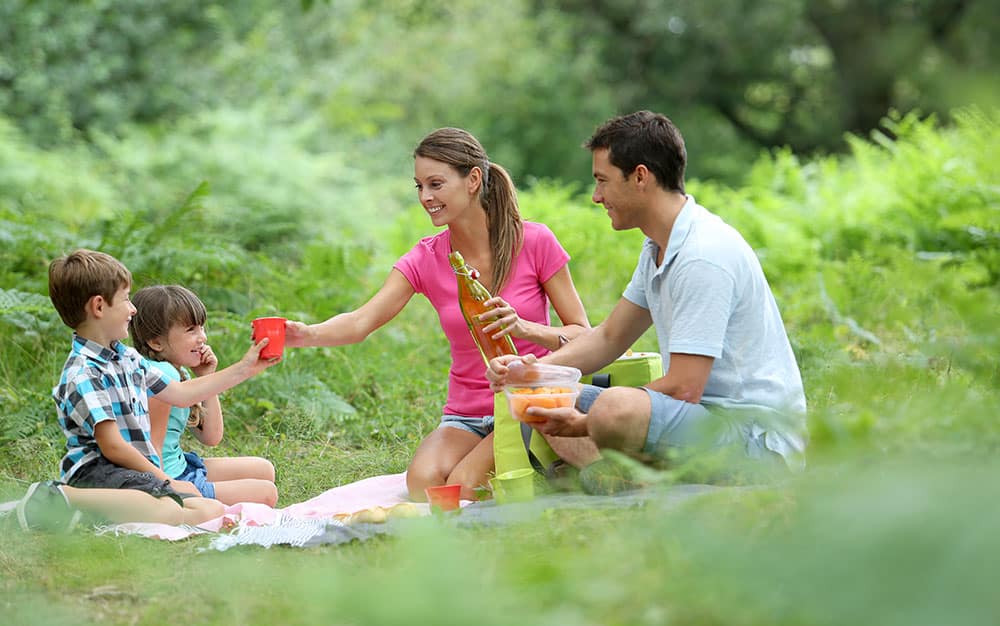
[493,351,664,476]
[580,351,663,388]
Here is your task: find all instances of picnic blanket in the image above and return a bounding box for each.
[455,483,728,526]
[96,472,441,544]
[4,474,734,549]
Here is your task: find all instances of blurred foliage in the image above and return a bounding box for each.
[4,0,996,187]
[0,0,615,185]
[549,0,1000,180]
[0,0,221,144]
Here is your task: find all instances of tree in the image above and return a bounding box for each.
[547,0,998,166]
[0,0,221,144]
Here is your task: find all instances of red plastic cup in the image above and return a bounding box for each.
[251,317,286,359]
[424,484,461,512]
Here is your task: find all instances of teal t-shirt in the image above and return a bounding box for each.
[147,360,190,478]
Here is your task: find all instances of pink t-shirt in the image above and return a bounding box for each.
[394,221,570,418]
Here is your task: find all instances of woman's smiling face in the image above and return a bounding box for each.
[414,156,480,227]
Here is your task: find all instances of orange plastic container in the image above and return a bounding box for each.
[503,361,581,423]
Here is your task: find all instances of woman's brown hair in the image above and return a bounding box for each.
[414,127,523,292]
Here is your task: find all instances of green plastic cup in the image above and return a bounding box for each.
[489,468,535,504]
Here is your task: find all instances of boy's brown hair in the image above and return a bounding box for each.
[48,249,132,329]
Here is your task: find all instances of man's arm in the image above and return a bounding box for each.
[487,297,652,390]
[644,353,714,403]
[540,297,652,374]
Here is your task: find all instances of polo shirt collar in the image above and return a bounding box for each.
[645,194,697,269]
[72,333,126,363]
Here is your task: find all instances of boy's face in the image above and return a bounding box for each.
[99,285,137,342]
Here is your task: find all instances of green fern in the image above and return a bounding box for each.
[0,287,56,334]
[0,386,56,445]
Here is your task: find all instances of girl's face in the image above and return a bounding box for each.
[149,321,207,368]
[413,156,481,228]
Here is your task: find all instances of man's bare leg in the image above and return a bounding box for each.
[542,434,601,468]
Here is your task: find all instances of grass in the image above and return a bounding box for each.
[4,453,998,625]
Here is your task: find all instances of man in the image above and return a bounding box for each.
[488,111,806,475]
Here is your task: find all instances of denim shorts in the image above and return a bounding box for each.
[68,456,188,506]
[576,384,788,467]
[174,450,216,499]
[438,414,494,438]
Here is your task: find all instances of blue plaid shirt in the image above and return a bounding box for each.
[53,334,170,481]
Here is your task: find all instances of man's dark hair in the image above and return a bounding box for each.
[585,110,686,193]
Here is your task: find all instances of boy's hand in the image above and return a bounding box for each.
[191,344,218,377]
[169,479,201,496]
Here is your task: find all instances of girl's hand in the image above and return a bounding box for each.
[481,297,524,340]
[191,344,218,377]
[240,338,281,376]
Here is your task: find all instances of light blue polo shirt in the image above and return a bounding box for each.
[623,195,807,466]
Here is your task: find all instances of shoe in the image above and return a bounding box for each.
[545,460,580,492]
[16,481,82,533]
[579,452,670,495]
[579,458,640,495]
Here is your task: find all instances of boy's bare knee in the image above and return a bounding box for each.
[261,482,279,508]
[182,497,225,525]
[258,459,276,482]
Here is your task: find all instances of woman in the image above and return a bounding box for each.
[285,127,590,501]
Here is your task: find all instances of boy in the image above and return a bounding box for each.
[16,249,278,531]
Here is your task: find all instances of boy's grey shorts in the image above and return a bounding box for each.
[68,456,191,506]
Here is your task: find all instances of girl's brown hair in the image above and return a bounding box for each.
[414,127,523,292]
[129,285,208,427]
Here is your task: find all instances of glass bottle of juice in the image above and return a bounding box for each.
[448,250,518,364]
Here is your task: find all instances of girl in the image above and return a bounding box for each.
[285,127,592,501]
[130,285,279,507]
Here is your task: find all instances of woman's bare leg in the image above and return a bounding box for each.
[406,427,481,501]
[445,433,495,500]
